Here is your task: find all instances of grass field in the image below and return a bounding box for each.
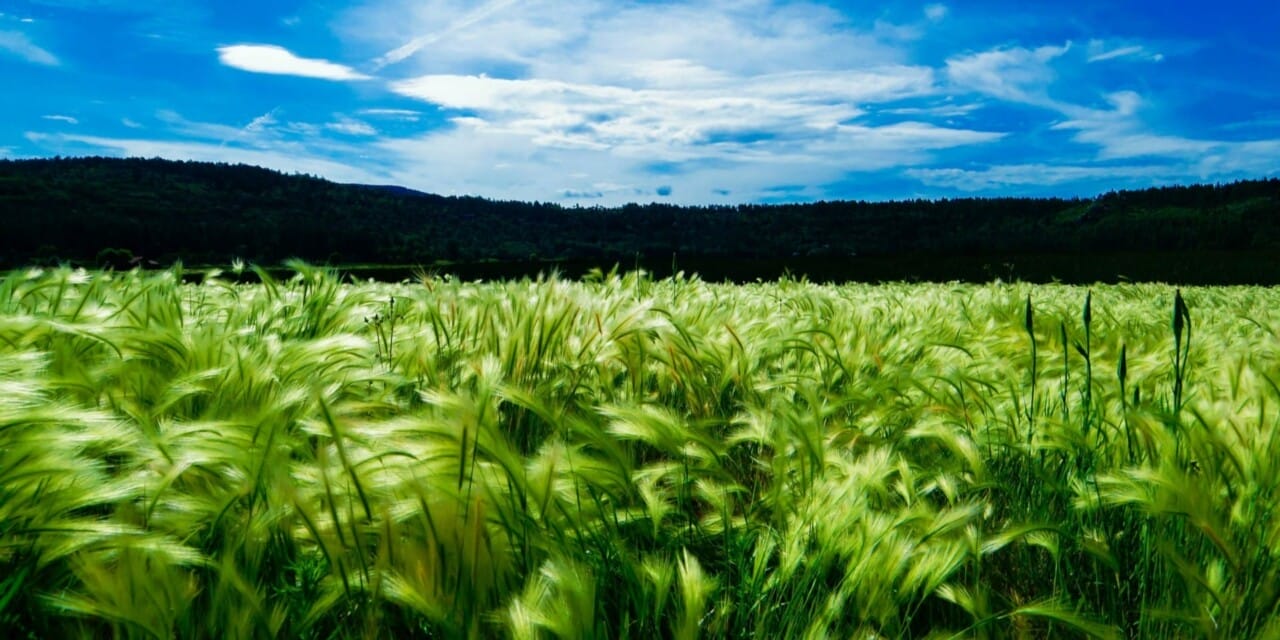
[3,262,1280,639]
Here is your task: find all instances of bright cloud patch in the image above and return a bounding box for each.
[216,44,370,81]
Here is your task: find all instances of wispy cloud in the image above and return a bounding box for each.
[372,0,519,70]
[326,116,377,136]
[26,132,388,184]
[924,4,948,22]
[243,110,278,133]
[925,40,1280,191]
[883,101,981,118]
[342,0,906,78]
[359,108,422,121]
[1088,46,1140,63]
[945,45,1253,167]
[1052,97,1217,161]
[945,43,1070,105]
[906,163,1174,191]
[217,44,370,81]
[154,109,245,143]
[0,30,59,66]
[1086,40,1163,63]
[42,114,79,124]
[121,118,143,128]
[390,68,943,158]
[141,109,381,157]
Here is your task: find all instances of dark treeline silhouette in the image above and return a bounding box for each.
[3,156,1279,282]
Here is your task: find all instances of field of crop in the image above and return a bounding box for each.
[3,262,1280,639]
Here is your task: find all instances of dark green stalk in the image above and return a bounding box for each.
[1118,344,1134,464]
[1172,290,1191,415]
[1081,291,1093,436]
[1025,295,1037,444]
[1061,321,1070,425]
[386,296,397,365]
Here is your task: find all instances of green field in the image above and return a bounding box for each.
[3,263,1279,638]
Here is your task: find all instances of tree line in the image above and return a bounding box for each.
[2,156,1277,275]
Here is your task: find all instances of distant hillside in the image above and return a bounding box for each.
[2,156,1278,277]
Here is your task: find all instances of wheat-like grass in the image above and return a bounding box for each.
[3,265,1278,637]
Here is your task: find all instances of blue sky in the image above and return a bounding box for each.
[3,0,1278,205]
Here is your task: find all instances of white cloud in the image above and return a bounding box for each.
[916,40,1280,190]
[342,0,906,79]
[176,3,1263,203]
[943,44,1268,166]
[327,0,1009,203]
[283,121,322,136]
[244,110,278,133]
[0,30,59,65]
[1195,140,1280,177]
[42,114,79,124]
[1087,45,1142,63]
[945,43,1070,105]
[121,118,143,128]
[389,67,947,163]
[326,116,378,136]
[359,108,422,121]
[884,102,981,118]
[372,0,520,70]
[1050,92,1221,160]
[1086,40,1163,63]
[216,44,371,81]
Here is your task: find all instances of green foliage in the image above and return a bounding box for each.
[4,264,1280,637]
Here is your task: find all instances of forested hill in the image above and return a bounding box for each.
[2,156,1279,272]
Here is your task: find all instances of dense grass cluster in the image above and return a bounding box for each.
[4,263,1280,638]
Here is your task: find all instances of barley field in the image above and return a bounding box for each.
[3,262,1280,639]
